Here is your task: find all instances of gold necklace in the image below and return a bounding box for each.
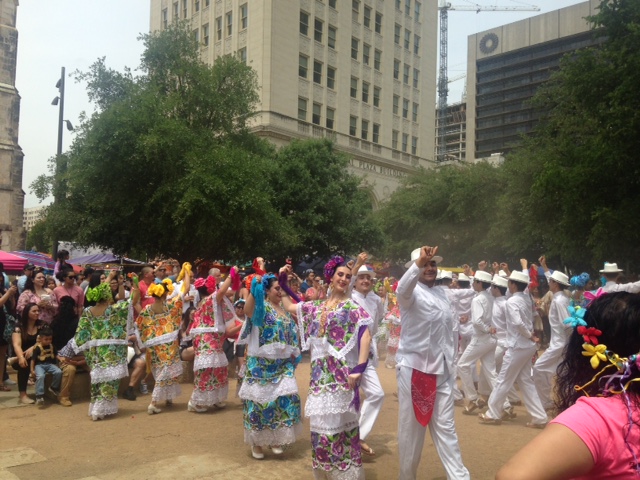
[319,297,345,336]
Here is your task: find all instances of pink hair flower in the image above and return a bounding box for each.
[584,288,606,306]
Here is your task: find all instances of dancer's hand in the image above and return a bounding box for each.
[348,373,361,389]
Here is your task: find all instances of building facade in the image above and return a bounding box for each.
[23,205,47,232]
[434,101,466,163]
[466,0,602,162]
[0,0,25,251]
[149,0,438,206]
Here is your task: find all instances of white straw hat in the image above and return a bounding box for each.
[458,273,471,282]
[507,270,530,285]
[405,248,443,269]
[474,270,493,283]
[356,265,373,277]
[549,271,570,287]
[600,262,623,274]
[491,275,508,288]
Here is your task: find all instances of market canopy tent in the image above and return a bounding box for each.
[0,251,28,272]
[10,250,55,273]
[69,253,146,267]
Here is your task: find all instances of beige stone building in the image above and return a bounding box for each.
[465,0,602,162]
[23,205,47,232]
[0,0,25,251]
[149,0,438,206]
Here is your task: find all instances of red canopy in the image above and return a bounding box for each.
[0,251,28,272]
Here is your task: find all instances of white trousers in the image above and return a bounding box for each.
[486,346,548,424]
[495,344,521,404]
[397,366,470,480]
[359,363,385,440]
[532,344,564,409]
[457,337,497,402]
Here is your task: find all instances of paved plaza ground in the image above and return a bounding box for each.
[0,358,541,479]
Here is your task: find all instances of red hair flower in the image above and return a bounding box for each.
[576,326,602,345]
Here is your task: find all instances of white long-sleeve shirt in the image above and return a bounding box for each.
[602,280,640,294]
[351,289,384,337]
[445,288,475,338]
[492,296,508,348]
[396,263,456,375]
[470,290,494,338]
[547,290,571,351]
[505,292,536,349]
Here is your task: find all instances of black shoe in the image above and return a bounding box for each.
[123,386,137,401]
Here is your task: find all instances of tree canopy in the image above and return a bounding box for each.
[32,24,381,262]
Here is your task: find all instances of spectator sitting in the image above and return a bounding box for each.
[31,325,62,406]
[50,296,79,352]
[56,337,88,407]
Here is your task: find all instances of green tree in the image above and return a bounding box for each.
[269,139,383,262]
[25,220,52,254]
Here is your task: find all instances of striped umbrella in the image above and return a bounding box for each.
[9,250,56,273]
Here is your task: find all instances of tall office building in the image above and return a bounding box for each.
[0,0,25,251]
[150,0,437,206]
[466,0,602,162]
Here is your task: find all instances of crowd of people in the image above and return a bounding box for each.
[1,247,640,479]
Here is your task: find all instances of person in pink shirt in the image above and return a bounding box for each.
[53,270,84,315]
[497,292,640,480]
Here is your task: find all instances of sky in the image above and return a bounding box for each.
[16,0,586,208]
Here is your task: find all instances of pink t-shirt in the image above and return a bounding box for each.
[551,396,640,479]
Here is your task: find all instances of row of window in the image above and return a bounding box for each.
[396,0,422,20]
[351,1,384,32]
[392,95,420,122]
[394,60,421,88]
[162,3,248,40]
[394,24,420,54]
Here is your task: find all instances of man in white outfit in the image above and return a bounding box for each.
[350,257,385,456]
[533,259,571,410]
[479,270,548,428]
[396,246,470,480]
[600,262,640,293]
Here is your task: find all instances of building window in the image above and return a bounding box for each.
[364,6,371,28]
[300,11,309,36]
[298,97,308,121]
[395,0,402,11]
[173,2,179,19]
[411,136,418,154]
[205,0,210,7]
[329,0,337,8]
[393,59,400,80]
[361,120,369,140]
[412,102,418,121]
[404,29,411,49]
[327,25,337,49]
[351,37,359,60]
[402,98,409,118]
[363,44,370,65]
[202,23,209,46]
[327,66,336,89]
[313,60,322,84]
[326,107,335,129]
[226,11,232,36]
[413,68,419,88]
[392,130,399,149]
[414,34,420,55]
[405,0,411,16]
[182,0,187,18]
[314,18,323,42]
[350,116,358,136]
[240,3,248,29]
[313,103,322,125]
[402,133,408,152]
[362,81,370,103]
[374,49,381,71]
[238,47,247,64]
[299,55,309,78]
[195,0,200,13]
[394,24,401,45]
[403,64,410,84]
[375,11,382,34]
[350,77,358,98]
[216,16,222,40]
[373,86,381,107]
[415,1,421,21]
[373,123,380,143]
[393,95,399,115]
[352,0,360,22]
[162,9,168,28]
[193,28,200,43]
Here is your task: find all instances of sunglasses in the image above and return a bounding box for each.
[67,275,76,279]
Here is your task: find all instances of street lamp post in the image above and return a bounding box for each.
[51,66,69,258]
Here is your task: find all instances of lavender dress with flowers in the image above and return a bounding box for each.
[297,299,372,480]
[237,303,302,447]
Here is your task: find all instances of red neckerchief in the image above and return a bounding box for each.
[411,369,437,427]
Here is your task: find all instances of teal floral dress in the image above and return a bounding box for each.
[237,303,302,447]
[296,299,372,480]
[72,302,129,418]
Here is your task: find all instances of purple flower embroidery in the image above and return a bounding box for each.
[334,367,347,384]
[316,447,330,463]
[326,355,337,371]
[320,435,330,447]
[339,462,349,471]
[329,325,345,342]
[311,365,323,382]
[331,441,345,457]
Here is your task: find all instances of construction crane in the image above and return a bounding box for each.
[437,1,540,162]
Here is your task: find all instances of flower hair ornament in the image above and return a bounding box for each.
[194,276,216,295]
[148,279,174,298]
[86,282,112,303]
[323,255,346,284]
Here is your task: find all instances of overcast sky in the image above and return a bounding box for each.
[16,0,586,208]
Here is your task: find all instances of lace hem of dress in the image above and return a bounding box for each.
[190,326,222,335]
[88,398,118,417]
[144,331,179,348]
[151,382,181,402]
[190,384,229,406]
[254,343,300,360]
[313,465,364,480]
[305,390,354,417]
[238,376,299,403]
[91,363,129,384]
[151,361,183,383]
[244,422,303,447]
[193,353,229,371]
[309,420,360,436]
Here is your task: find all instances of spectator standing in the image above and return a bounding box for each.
[53,270,84,316]
[17,271,58,325]
[17,263,35,294]
[300,269,315,294]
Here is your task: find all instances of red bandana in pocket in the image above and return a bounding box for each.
[411,369,437,427]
